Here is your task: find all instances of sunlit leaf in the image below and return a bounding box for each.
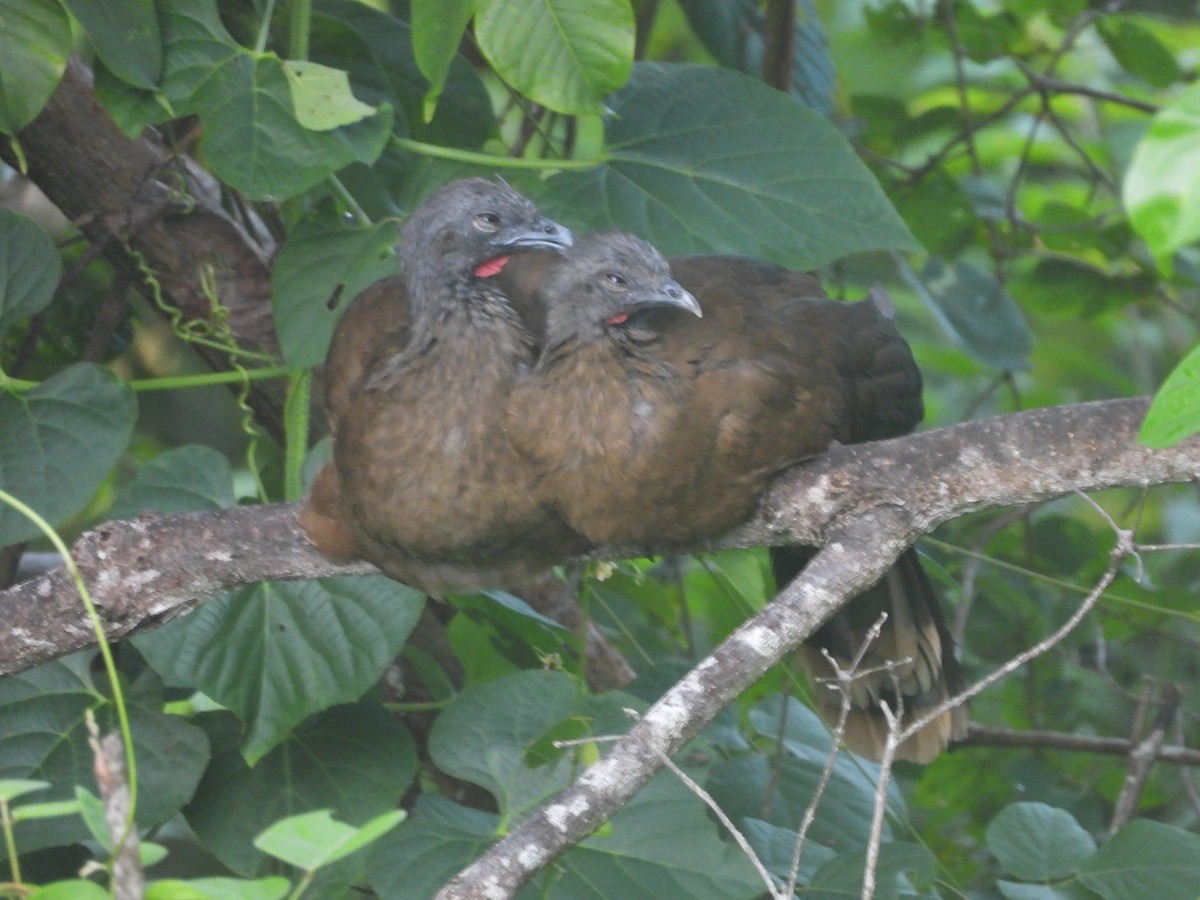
[1140,343,1200,448]
[1123,82,1200,270]
[475,0,634,115]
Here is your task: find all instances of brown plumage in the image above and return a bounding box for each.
[299,178,588,593]
[501,236,966,762]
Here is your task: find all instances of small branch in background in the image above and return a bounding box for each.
[1109,683,1181,835]
[1174,719,1200,819]
[82,272,132,364]
[863,700,902,900]
[761,0,796,93]
[88,718,142,900]
[960,723,1200,766]
[628,708,786,900]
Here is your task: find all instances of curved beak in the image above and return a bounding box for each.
[630,279,702,317]
[497,215,574,253]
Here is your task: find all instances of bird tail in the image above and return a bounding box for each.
[772,546,968,764]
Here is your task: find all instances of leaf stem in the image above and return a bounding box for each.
[284,371,311,502]
[289,0,311,61]
[327,174,372,226]
[391,137,603,170]
[256,0,279,54]
[129,367,293,392]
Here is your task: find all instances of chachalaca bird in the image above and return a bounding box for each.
[501,235,966,762]
[299,178,590,593]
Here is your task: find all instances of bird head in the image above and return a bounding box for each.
[542,233,702,343]
[400,179,573,301]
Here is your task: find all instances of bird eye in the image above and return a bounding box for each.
[603,272,628,292]
[473,212,502,233]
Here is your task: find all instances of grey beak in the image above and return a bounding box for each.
[630,280,703,317]
[498,216,574,252]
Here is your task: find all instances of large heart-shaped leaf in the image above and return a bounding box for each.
[0,0,72,133]
[0,655,210,855]
[271,218,401,370]
[0,208,61,333]
[186,705,416,876]
[0,364,136,546]
[160,0,392,200]
[135,576,423,763]
[538,63,917,270]
[63,0,162,90]
[475,0,634,115]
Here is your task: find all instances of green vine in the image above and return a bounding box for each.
[0,490,138,892]
[130,248,277,502]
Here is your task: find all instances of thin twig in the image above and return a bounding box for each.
[863,701,902,900]
[626,709,786,900]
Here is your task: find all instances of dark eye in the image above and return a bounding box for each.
[603,272,628,292]
[473,212,501,233]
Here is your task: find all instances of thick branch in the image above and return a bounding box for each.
[0,397,1193,676]
[437,395,1199,898]
[0,58,286,436]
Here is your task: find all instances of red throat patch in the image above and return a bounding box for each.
[473,255,511,278]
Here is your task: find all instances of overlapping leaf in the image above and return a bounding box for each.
[538,63,917,270]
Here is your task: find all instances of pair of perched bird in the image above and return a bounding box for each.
[300,178,966,763]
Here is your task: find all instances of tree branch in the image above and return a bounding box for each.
[0,397,1193,681]
[0,396,1194,892]
[0,58,287,438]
[435,395,1199,898]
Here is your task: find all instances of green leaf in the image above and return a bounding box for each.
[92,58,173,137]
[0,363,137,546]
[185,705,417,876]
[0,656,209,855]
[428,670,579,817]
[271,218,401,370]
[311,0,493,150]
[538,63,917,269]
[0,0,72,133]
[135,577,423,763]
[144,877,290,900]
[913,257,1033,370]
[0,779,51,801]
[806,842,937,899]
[1098,17,1181,88]
[367,795,501,898]
[475,0,634,115]
[985,803,1096,881]
[1079,819,1200,900]
[739,817,834,887]
[676,0,750,68]
[997,883,1079,900]
[411,0,475,119]
[109,444,237,519]
[1123,82,1200,270]
[63,0,163,89]
[1008,256,1143,319]
[889,170,977,258]
[706,697,903,853]
[549,774,762,898]
[28,882,111,900]
[371,778,763,899]
[254,808,406,870]
[1140,343,1200,448]
[282,61,376,131]
[159,0,392,200]
[0,208,61,332]
[950,0,1022,62]
[11,799,83,822]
